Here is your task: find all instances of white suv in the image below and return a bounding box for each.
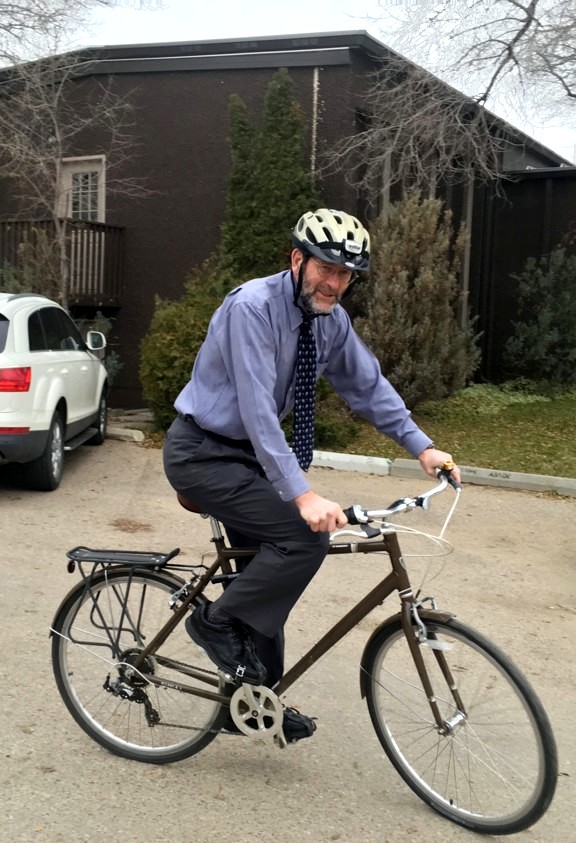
[0,293,108,491]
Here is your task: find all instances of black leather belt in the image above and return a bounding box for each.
[177,413,253,451]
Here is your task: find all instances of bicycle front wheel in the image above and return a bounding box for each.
[362,617,557,834]
[51,568,228,764]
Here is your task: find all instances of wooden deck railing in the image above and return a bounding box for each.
[0,219,124,306]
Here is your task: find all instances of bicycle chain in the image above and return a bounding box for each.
[151,663,243,736]
[151,671,285,738]
[156,720,242,736]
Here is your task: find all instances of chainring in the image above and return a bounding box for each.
[229,683,284,739]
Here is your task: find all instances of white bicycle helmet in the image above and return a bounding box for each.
[292,208,370,272]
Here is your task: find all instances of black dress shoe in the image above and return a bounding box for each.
[185,603,267,685]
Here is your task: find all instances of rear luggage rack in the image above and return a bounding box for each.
[66,546,181,567]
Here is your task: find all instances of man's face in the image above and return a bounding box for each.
[291,250,354,315]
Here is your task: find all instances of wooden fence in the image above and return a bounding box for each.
[0,219,124,306]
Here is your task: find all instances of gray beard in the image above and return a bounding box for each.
[299,289,338,315]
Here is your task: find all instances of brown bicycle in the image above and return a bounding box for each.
[50,470,557,835]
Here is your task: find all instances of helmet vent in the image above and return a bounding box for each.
[305,225,318,244]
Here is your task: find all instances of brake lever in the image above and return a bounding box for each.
[361,524,383,539]
[342,505,381,538]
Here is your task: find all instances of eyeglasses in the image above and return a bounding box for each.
[309,257,357,284]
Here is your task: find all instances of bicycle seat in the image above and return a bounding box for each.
[176,492,206,515]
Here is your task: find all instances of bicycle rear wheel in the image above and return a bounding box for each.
[362,617,557,834]
[51,568,228,763]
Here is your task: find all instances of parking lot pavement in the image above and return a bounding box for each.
[1,439,575,842]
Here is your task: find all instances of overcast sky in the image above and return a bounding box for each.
[74,0,576,162]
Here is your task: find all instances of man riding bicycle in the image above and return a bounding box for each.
[163,208,460,742]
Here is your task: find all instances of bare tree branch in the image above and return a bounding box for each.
[321,55,510,205]
[0,1,118,63]
[0,2,157,305]
[375,0,576,112]
[333,0,576,206]
[0,51,150,304]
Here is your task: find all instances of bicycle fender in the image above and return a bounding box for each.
[359,609,455,698]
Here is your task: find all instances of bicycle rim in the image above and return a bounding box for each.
[51,568,228,763]
[363,618,557,834]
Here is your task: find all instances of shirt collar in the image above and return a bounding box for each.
[284,270,306,333]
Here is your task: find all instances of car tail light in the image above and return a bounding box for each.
[0,367,32,392]
[0,427,30,434]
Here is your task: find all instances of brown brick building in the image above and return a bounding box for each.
[0,31,572,405]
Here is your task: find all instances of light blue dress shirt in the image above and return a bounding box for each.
[174,270,431,501]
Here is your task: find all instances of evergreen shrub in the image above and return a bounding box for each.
[504,244,576,385]
[355,194,479,408]
[139,259,229,430]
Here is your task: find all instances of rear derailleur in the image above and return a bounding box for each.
[103,674,160,727]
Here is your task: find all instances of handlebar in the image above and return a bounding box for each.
[343,466,461,526]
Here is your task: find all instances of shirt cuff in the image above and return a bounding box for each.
[273,472,310,502]
[403,431,434,458]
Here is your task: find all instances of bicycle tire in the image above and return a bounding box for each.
[51,567,229,763]
[361,617,557,834]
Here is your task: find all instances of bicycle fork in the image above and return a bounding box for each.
[389,532,467,735]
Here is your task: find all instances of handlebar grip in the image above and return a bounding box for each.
[343,506,360,525]
[438,463,462,492]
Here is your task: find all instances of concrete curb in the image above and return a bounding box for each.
[314,451,576,498]
[103,420,576,498]
[107,425,145,443]
[312,450,392,475]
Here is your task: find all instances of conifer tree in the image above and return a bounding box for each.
[221,68,318,281]
[220,94,257,280]
[141,71,322,430]
[356,194,479,407]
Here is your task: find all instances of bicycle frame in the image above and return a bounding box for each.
[124,514,461,730]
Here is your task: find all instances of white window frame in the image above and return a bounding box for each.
[59,155,106,223]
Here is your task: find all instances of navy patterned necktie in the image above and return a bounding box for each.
[292,315,317,471]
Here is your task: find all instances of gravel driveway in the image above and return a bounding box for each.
[1,439,575,843]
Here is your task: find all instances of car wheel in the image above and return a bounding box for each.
[24,412,65,491]
[88,391,107,446]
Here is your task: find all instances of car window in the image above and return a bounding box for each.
[28,311,47,351]
[56,310,85,351]
[39,307,85,352]
[39,308,65,351]
[0,315,8,352]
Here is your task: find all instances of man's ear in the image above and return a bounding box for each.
[291,248,305,275]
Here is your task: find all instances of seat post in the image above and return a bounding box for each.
[209,516,224,540]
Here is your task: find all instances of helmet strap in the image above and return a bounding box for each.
[291,258,322,319]
[291,258,306,308]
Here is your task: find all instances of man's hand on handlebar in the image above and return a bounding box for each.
[294,490,348,532]
[418,447,462,485]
